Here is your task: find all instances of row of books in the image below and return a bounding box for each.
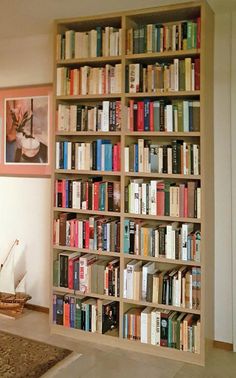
[55,140,121,171]
[127,58,200,93]
[125,180,201,219]
[124,261,201,309]
[54,178,121,212]
[56,27,122,60]
[53,293,119,334]
[126,19,201,54]
[56,64,122,96]
[53,214,120,252]
[57,101,121,132]
[124,139,200,175]
[126,99,200,132]
[56,252,120,296]
[123,307,200,353]
[123,220,200,262]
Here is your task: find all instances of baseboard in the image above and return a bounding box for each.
[25,304,49,314]
[213,340,233,351]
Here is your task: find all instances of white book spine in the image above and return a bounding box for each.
[197,188,201,219]
[166,104,173,131]
[151,310,157,345]
[124,147,129,172]
[181,224,188,260]
[55,142,60,169]
[126,265,134,299]
[141,183,147,214]
[150,180,157,215]
[165,225,172,259]
[123,268,127,298]
[141,311,148,343]
[102,101,109,131]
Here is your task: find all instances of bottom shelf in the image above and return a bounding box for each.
[51,323,204,365]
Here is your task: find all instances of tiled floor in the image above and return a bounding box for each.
[0,310,236,378]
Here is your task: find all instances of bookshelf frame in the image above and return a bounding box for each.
[50,0,214,366]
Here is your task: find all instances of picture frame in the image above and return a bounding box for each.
[0,84,52,176]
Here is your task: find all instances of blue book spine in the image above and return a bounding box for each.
[187,235,191,260]
[144,99,150,131]
[123,219,130,253]
[85,304,90,331]
[134,144,139,172]
[104,143,112,171]
[103,224,107,250]
[53,294,56,323]
[74,261,80,290]
[63,141,68,169]
[99,182,106,211]
[70,297,75,328]
[96,139,102,170]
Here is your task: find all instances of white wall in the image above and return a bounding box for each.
[0,1,234,343]
[0,34,52,307]
[214,13,233,344]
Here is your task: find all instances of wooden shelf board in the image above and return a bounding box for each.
[53,207,121,217]
[123,298,201,314]
[56,131,121,136]
[125,131,201,137]
[125,91,200,98]
[125,49,200,60]
[122,254,201,266]
[125,213,201,223]
[124,172,201,179]
[53,245,120,257]
[55,169,121,176]
[57,56,122,65]
[56,94,122,100]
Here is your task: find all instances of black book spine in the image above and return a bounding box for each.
[59,141,64,169]
[162,145,168,173]
[160,100,165,131]
[68,180,73,208]
[71,142,75,170]
[76,106,82,131]
[107,182,114,212]
[129,221,135,254]
[172,140,178,174]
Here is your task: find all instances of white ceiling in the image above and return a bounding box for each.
[0,0,235,39]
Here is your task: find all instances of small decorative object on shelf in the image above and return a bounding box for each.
[0,239,31,317]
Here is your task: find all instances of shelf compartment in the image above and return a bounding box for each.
[55,169,121,176]
[56,131,122,136]
[125,132,201,137]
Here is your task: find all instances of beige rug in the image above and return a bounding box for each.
[0,330,72,377]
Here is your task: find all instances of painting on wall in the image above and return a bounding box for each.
[0,84,52,176]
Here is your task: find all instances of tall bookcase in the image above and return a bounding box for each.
[51,1,214,366]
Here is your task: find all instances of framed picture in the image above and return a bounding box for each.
[0,84,52,176]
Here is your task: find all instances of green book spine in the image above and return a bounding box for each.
[164,182,170,216]
[96,26,102,57]
[179,60,185,91]
[99,182,106,211]
[53,259,59,287]
[187,22,193,49]
[75,298,82,329]
[192,22,197,49]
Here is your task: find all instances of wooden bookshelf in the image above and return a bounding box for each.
[51,1,214,366]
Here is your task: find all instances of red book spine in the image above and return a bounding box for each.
[194,58,200,90]
[197,17,201,49]
[85,220,90,249]
[68,257,74,289]
[93,182,100,210]
[63,301,70,327]
[184,186,188,218]
[137,101,144,131]
[113,144,118,171]
[149,101,154,131]
[129,99,134,131]
[117,142,121,171]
